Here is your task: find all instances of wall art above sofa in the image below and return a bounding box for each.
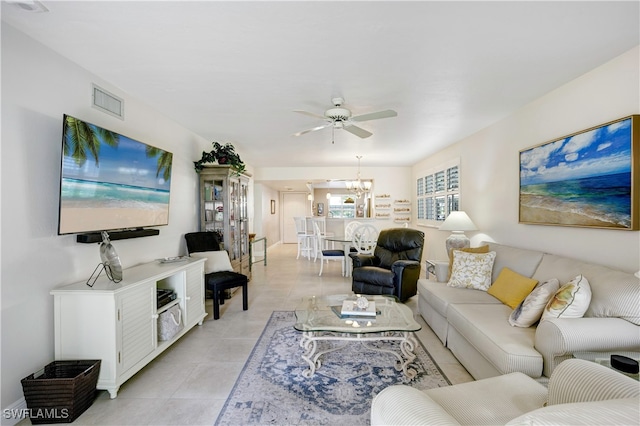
[519,115,639,230]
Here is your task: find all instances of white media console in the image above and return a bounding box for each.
[51,257,207,398]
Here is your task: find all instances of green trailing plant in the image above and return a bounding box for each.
[194,141,246,174]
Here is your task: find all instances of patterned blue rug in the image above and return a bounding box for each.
[215,311,450,425]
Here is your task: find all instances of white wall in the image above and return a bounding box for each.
[0,25,208,411]
[253,183,280,247]
[415,46,640,273]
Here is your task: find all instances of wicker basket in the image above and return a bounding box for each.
[21,360,101,424]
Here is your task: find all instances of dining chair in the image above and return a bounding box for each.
[351,224,379,254]
[344,220,362,254]
[294,216,314,260]
[344,221,362,239]
[312,222,345,276]
[311,217,334,249]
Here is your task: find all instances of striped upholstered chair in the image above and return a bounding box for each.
[371,358,639,425]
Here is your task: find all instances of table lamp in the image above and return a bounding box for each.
[439,211,477,257]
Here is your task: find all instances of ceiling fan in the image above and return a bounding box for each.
[292,97,397,139]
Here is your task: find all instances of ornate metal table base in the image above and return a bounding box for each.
[299,331,419,380]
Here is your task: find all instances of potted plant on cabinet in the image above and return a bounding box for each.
[193,142,246,174]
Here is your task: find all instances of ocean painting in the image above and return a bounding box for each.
[519,116,638,230]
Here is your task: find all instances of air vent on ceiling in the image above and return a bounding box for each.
[92,84,124,119]
[7,1,49,13]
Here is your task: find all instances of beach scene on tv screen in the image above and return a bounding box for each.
[59,116,172,234]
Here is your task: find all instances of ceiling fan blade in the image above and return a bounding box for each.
[351,109,398,122]
[292,122,332,137]
[343,124,373,139]
[294,110,327,120]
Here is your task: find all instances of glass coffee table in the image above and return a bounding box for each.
[294,294,421,380]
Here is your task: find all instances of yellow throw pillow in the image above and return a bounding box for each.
[448,245,489,280]
[487,267,538,309]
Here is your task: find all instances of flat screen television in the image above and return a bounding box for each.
[58,114,173,235]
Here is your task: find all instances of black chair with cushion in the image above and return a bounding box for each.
[184,232,248,320]
[350,228,424,302]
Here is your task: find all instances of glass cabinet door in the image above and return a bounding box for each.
[240,180,249,259]
[229,179,239,261]
[203,178,225,244]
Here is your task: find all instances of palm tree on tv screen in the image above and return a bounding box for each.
[64,116,119,166]
[146,146,173,182]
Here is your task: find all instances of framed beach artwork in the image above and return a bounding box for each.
[519,115,639,230]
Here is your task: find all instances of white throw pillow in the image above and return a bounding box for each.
[509,278,560,327]
[541,275,592,320]
[190,251,233,273]
[447,250,496,291]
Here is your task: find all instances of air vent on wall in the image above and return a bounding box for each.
[92,84,124,119]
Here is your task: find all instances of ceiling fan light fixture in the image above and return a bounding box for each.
[325,107,351,121]
[293,97,397,140]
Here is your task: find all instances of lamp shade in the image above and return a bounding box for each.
[439,211,477,232]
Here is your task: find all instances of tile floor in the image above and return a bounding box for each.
[32,243,473,425]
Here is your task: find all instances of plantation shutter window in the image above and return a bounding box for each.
[416,160,460,227]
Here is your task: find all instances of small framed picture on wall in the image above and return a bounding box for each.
[270,199,276,214]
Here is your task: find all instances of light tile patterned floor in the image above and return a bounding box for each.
[31,243,473,425]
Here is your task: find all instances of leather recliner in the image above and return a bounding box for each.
[350,228,424,302]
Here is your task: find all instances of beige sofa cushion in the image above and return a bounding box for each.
[483,241,544,283]
[419,280,501,319]
[448,303,543,377]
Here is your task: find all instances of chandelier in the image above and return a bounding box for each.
[345,156,372,199]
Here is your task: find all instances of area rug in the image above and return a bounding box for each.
[215,311,450,425]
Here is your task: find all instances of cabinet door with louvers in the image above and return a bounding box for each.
[117,282,156,374]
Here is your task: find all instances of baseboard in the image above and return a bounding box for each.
[2,397,27,426]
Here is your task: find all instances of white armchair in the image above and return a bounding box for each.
[371,358,639,425]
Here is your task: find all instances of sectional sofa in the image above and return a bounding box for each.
[417,241,640,381]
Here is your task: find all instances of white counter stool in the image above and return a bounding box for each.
[294,216,314,260]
